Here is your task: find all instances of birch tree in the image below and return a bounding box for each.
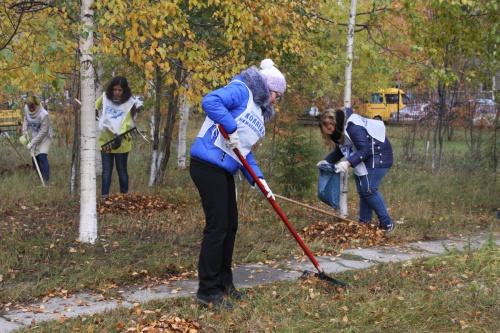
[148,65,163,186]
[338,0,358,218]
[78,0,97,243]
[95,0,319,184]
[177,88,189,169]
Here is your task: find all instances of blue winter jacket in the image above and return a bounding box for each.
[190,75,264,183]
[325,108,393,169]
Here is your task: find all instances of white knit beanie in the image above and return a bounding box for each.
[260,59,286,93]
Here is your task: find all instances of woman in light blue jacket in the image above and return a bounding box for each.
[190,59,286,310]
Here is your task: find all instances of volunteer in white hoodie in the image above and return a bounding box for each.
[23,96,53,183]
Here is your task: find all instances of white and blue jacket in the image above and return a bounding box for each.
[190,73,272,184]
[325,108,393,172]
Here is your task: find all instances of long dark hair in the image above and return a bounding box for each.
[105,76,132,104]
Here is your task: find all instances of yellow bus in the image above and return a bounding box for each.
[362,88,410,121]
[0,109,23,133]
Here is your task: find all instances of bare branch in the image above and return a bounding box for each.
[9,0,55,13]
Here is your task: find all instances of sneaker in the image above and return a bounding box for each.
[222,284,247,300]
[196,292,233,310]
[379,223,395,233]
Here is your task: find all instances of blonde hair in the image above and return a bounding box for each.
[318,108,345,148]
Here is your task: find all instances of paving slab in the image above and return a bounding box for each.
[285,256,375,273]
[3,293,133,327]
[407,233,499,254]
[232,264,302,287]
[317,257,376,272]
[120,279,199,304]
[0,317,22,332]
[343,246,432,263]
[118,264,302,304]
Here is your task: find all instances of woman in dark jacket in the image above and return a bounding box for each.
[317,108,394,232]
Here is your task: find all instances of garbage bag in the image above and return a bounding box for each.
[317,163,340,210]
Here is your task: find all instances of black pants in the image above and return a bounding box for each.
[189,158,238,296]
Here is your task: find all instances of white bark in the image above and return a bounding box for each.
[149,149,158,186]
[79,0,97,244]
[70,163,77,194]
[150,115,155,141]
[148,150,163,186]
[177,92,189,169]
[339,0,358,218]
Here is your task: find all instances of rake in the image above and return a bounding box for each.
[218,125,347,287]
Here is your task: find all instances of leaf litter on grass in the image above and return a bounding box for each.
[302,221,386,249]
[122,315,203,333]
[0,193,192,311]
[98,193,179,215]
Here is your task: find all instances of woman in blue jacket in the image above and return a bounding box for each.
[317,108,394,232]
[190,59,286,310]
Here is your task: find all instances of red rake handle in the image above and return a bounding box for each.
[218,125,322,272]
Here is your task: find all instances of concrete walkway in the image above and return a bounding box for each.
[1,233,498,332]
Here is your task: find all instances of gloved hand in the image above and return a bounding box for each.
[111,133,122,150]
[254,178,275,200]
[224,130,242,151]
[334,161,350,173]
[317,160,329,167]
[27,142,33,150]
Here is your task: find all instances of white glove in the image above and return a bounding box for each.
[334,161,350,173]
[254,178,275,200]
[317,160,329,167]
[224,130,242,151]
[27,142,33,150]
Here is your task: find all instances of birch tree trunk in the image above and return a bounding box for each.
[69,50,80,197]
[148,66,163,186]
[153,64,183,185]
[79,0,97,243]
[339,0,357,218]
[177,91,189,169]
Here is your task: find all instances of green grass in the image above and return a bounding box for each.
[1,118,499,331]
[11,237,500,332]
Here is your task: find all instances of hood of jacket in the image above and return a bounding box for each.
[240,65,275,122]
